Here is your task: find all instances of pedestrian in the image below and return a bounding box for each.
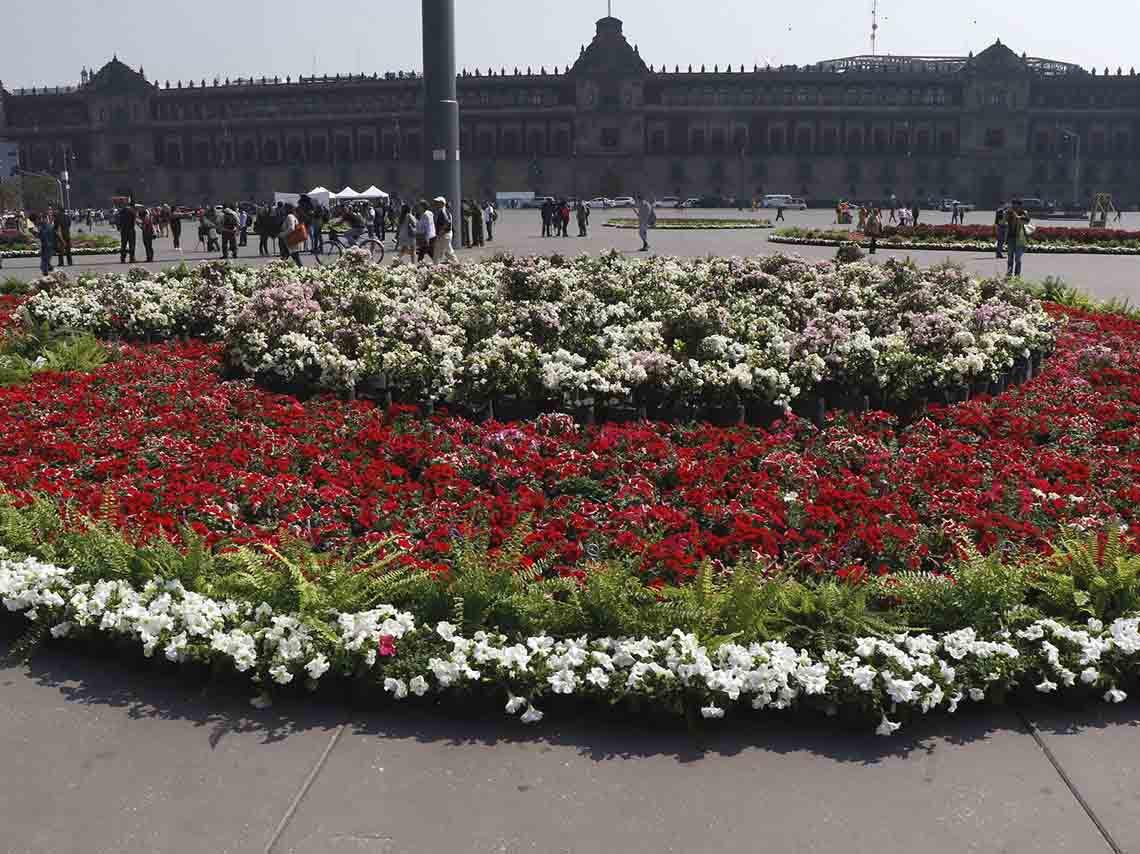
[254,207,269,256]
[775,204,785,222]
[867,206,882,254]
[160,203,172,238]
[117,200,137,263]
[35,213,56,276]
[911,203,920,226]
[170,210,182,250]
[432,196,456,262]
[484,200,496,242]
[280,204,306,267]
[140,206,157,262]
[471,200,485,247]
[460,200,472,248]
[220,204,239,259]
[636,195,655,251]
[576,199,590,236]
[559,200,571,238]
[415,200,436,262]
[238,207,249,246]
[53,206,73,267]
[395,203,416,263]
[1005,200,1029,278]
[541,199,553,237]
[374,203,387,241]
[994,205,1007,259]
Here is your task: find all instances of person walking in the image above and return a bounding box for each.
[1005,200,1029,278]
[35,213,56,276]
[117,200,137,263]
[220,204,239,259]
[280,204,306,267]
[471,200,485,247]
[238,207,249,247]
[53,206,73,267]
[432,197,456,262]
[775,203,785,222]
[140,206,157,262]
[576,199,590,236]
[415,200,436,263]
[375,203,387,242]
[170,210,182,250]
[540,199,553,237]
[395,203,416,263]
[460,200,472,248]
[160,203,172,238]
[636,195,655,251]
[994,204,1007,259]
[559,200,571,238]
[484,200,496,242]
[911,202,920,226]
[866,206,882,254]
[254,207,269,256]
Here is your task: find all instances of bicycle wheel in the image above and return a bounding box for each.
[362,240,385,263]
[327,241,344,259]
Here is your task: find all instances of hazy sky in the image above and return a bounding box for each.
[5,0,1137,90]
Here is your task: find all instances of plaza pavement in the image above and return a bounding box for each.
[3,208,1140,852]
[2,638,1135,854]
[4,207,1140,305]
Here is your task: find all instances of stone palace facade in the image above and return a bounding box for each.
[3,15,1140,208]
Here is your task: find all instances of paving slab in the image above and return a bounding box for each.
[0,640,341,854]
[1024,702,1140,853]
[276,707,1108,854]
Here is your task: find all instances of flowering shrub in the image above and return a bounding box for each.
[23,255,1056,407]
[604,218,774,229]
[3,551,1139,735]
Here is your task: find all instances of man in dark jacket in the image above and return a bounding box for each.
[117,202,137,263]
[220,205,240,259]
[53,206,73,266]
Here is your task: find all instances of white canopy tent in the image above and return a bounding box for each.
[361,185,390,199]
[334,186,361,200]
[306,186,333,208]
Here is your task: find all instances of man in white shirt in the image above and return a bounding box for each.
[415,201,436,263]
[483,201,496,242]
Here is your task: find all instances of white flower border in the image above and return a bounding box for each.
[2,552,1135,734]
[603,221,775,230]
[768,235,1140,256]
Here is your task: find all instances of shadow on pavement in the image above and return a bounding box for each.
[3,637,1044,767]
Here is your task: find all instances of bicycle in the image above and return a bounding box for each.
[314,228,385,264]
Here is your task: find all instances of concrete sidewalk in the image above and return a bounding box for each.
[2,640,1135,854]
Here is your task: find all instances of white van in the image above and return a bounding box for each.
[762,194,806,209]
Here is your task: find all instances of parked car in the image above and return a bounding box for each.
[788,197,809,210]
[611,196,636,208]
[587,197,613,209]
[523,196,556,209]
[761,194,795,209]
[679,198,702,208]
[940,199,975,212]
[1018,197,1052,213]
[656,196,679,208]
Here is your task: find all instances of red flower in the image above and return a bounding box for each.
[377,635,397,657]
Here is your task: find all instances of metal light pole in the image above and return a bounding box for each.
[422,0,461,219]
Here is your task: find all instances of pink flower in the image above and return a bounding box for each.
[378,634,397,657]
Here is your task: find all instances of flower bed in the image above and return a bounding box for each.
[22,255,1056,416]
[2,549,1138,735]
[0,234,121,259]
[604,218,774,230]
[1,289,1140,733]
[772,225,1140,255]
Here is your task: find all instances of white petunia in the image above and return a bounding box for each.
[505,695,527,715]
[409,676,430,697]
[1104,688,1127,704]
[875,717,902,736]
[305,654,330,681]
[700,705,726,720]
[1035,679,1057,694]
[520,705,544,724]
[384,678,408,699]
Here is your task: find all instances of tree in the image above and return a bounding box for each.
[19,175,60,212]
[0,182,21,211]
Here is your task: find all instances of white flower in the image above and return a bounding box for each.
[1080,668,1100,685]
[1104,688,1127,704]
[409,675,429,697]
[968,688,986,702]
[585,667,611,689]
[50,622,72,638]
[875,717,902,736]
[700,705,726,720]
[436,621,456,641]
[1035,679,1057,694]
[520,705,544,724]
[305,654,330,680]
[384,678,408,699]
[270,664,295,685]
[505,695,527,715]
[548,669,578,695]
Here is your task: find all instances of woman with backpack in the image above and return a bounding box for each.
[280,204,306,267]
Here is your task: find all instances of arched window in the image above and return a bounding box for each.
[241,140,256,163]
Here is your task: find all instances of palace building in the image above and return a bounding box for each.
[2,15,1139,208]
